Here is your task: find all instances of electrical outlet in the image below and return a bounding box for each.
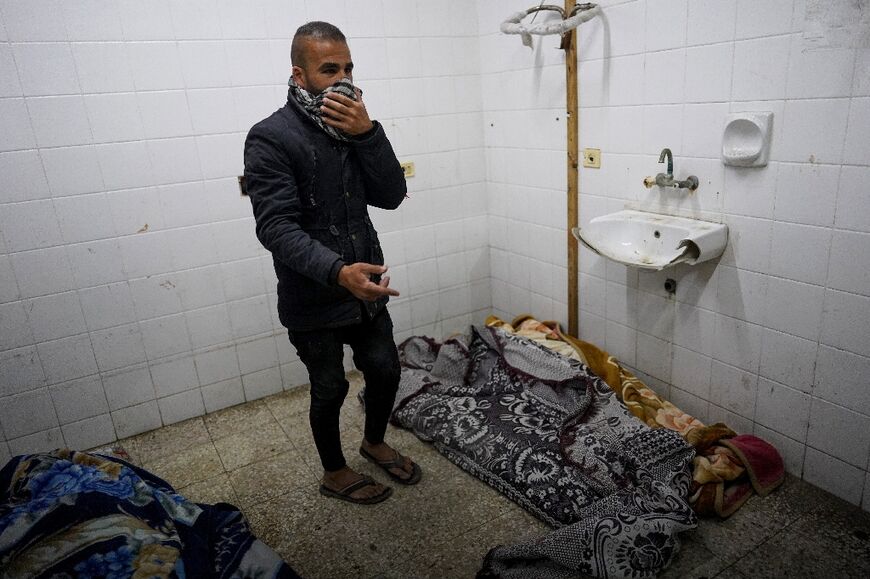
[583,148,601,168]
[400,161,415,178]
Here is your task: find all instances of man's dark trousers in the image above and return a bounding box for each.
[288,308,400,472]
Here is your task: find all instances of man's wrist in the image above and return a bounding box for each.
[329,260,347,286]
[350,121,378,140]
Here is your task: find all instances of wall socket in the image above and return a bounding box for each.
[400,161,415,178]
[583,148,601,168]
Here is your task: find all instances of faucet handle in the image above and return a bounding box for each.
[681,175,700,191]
[643,176,656,188]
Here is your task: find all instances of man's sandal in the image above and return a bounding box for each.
[319,475,393,504]
[359,447,422,485]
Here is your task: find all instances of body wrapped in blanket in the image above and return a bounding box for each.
[487,315,785,519]
[392,325,698,579]
[0,449,299,579]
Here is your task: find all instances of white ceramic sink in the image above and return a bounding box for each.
[571,209,728,270]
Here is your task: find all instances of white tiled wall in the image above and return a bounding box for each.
[0,0,487,463]
[480,0,870,508]
[2,0,868,511]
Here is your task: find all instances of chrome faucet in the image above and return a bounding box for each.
[644,148,699,191]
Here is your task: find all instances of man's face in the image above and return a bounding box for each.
[292,39,354,95]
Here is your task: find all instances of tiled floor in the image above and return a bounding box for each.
[117,372,870,579]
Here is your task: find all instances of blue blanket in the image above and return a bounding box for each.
[0,449,300,578]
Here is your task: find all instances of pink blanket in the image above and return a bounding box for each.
[691,434,785,517]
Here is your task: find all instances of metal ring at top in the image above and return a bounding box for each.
[570,3,599,17]
[524,4,566,19]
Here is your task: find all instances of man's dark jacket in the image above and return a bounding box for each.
[243,91,406,331]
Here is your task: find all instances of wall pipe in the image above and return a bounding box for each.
[564,0,579,337]
[502,2,600,336]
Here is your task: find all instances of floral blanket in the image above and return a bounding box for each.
[393,326,697,578]
[0,449,299,579]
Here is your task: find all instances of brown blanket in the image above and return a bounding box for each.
[486,315,784,517]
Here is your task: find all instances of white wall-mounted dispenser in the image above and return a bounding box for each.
[721,112,773,168]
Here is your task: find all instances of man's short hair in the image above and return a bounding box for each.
[291,21,347,68]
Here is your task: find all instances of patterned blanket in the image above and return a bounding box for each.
[486,315,784,518]
[0,449,299,579]
[393,326,697,579]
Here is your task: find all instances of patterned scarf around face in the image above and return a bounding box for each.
[288,76,360,141]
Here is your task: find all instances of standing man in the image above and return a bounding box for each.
[244,22,420,504]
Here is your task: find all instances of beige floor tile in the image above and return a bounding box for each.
[293,488,419,579]
[657,533,730,579]
[121,417,210,464]
[144,441,224,489]
[476,506,550,544]
[712,568,750,579]
[244,428,437,577]
[367,470,517,569]
[400,507,550,579]
[404,543,489,579]
[434,462,518,514]
[177,473,239,505]
[339,397,366,433]
[347,372,365,398]
[243,486,394,579]
[738,473,837,527]
[243,487,328,550]
[228,450,319,508]
[278,415,316,452]
[692,496,792,562]
[785,496,870,570]
[204,399,276,440]
[733,525,867,578]
[105,371,870,579]
[213,420,292,471]
[266,385,310,423]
